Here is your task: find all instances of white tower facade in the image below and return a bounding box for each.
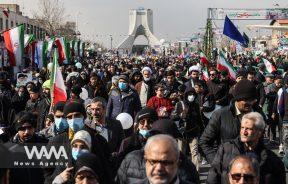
[117,8,161,50]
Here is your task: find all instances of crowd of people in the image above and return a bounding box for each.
[0,49,288,184]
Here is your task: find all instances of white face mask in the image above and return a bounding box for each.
[187,95,195,102]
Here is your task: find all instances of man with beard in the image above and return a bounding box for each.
[161,70,181,100]
[135,67,155,107]
[84,72,108,100]
[85,97,124,153]
[207,69,230,107]
[6,111,48,184]
[185,65,207,93]
[36,80,52,131]
[199,79,265,164]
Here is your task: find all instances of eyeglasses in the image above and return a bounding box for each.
[145,158,176,167]
[230,173,256,183]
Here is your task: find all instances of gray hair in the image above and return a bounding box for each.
[91,97,107,108]
[144,134,180,159]
[228,155,260,177]
[242,112,265,131]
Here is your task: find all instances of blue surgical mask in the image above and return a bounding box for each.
[67,118,84,132]
[118,82,128,91]
[139,129,150,138]
[54,118,68,132]
[71,148,89,160]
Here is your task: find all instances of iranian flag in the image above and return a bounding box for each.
[55,37,68,64]
[74,40,79,57]
[3,25,24,66]
[200,52,209,66]
[24,34,35,48]
[262,58,276,73]
[46,37,55,59]
[217,52,236,80]
[50,50,67,105]
[3,8,9,18]
[202,67,209,81]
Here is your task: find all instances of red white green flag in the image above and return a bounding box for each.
[217,52,236,80]
[200,52,209,66]
[3,25,24,66]
[50,49,67,105]
[55,37,68,64]
[262,58,276,73]
[202,67,209,81]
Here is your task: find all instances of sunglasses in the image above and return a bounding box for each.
[230,173,255,183]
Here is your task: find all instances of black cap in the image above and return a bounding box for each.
[135,108,158,123]
[150,119,182,139]
[234,79,257,101]
[63,102,86,118]
[71,85,82,95]
[28,85,40,93]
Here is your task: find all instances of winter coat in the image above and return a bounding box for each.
[171,96,204,139]
[5,134,48,184]
[44,126,113,184]
[84,83,108,100]
[106,88,141,119]
[85,118,125,153]
[207,138,286,184]
[116,149,200,184]
[199,102,265,164]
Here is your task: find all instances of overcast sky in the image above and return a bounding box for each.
[4,0,288,47]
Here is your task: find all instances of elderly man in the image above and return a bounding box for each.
[206,112,285,184]
[135,67,155,107]
[199,79,265,164]
[227,155,260,184]
[142,134,190,184]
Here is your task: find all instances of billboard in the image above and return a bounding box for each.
[211,8,288,20]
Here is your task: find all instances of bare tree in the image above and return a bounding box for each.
[33,0,66,36]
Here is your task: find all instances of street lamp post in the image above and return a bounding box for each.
[110,35,113,50]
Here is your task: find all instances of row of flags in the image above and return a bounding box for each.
[1,24,86,68]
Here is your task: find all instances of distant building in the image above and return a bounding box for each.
[0,4,47,39]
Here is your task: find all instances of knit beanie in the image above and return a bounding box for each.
[63,102,86,118]
[71,130,92,150]
[150,119,182,139]
[234,79,257,101]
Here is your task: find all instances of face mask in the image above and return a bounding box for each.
[118,82,128,91]
[67,118,84,132]
[187,95,195,102]
[54,118,68,132]
[72,148,89,160]
[143,77,151,82]
[139,129,150,138]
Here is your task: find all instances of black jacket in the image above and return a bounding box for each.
[44,126,113,184]
[116,149,200,184]
[207,138,286,184]
[5,134,48,184]
[85,117,125,153]
[199,102,265,164]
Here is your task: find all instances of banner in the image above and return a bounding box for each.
[211,8,288,20]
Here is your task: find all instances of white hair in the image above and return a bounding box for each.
[242,112,266,131]
[144,134,180,159]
